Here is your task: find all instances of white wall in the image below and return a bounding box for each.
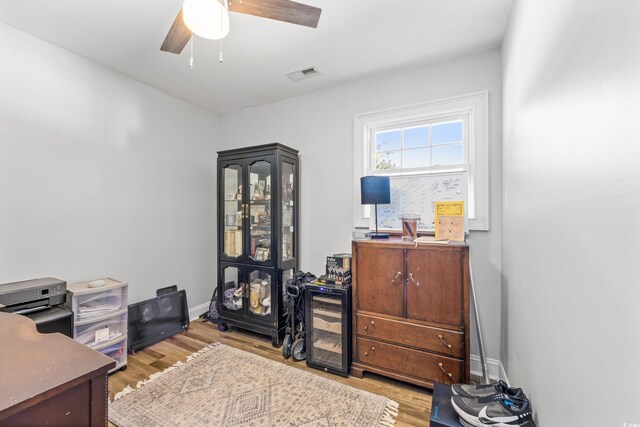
[219,49,504,363]
[0,22,218,310]
[502,0,640,424]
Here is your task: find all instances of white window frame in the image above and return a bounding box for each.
[353,91,489,231]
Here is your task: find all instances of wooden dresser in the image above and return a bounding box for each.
[351,238,470,388]
[0,312,115,427]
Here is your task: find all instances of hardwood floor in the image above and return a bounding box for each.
[108,320,434,426]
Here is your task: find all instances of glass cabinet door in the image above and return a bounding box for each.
[222,163,243,259]
[248,160,272,263]
[220,265,243,313]
[247,269,272,319]
[281,161,295,262]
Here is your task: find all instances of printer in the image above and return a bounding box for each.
[0,278,73,337]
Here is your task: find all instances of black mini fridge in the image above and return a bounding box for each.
[304,282,351,377]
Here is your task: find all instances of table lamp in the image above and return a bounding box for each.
[360,176,391,239]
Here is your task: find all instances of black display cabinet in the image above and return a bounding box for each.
[217,143,299,346]
[305,282,352,376]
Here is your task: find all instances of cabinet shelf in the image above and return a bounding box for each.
[313,338,342,354]
[313,308,341,319]
[313,296,341,305]
[312,316,341,334]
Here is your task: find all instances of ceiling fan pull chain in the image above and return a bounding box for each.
[190,36,195,70]
[219,1,225,63]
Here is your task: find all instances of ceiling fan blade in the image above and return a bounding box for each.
[160,9,192,54]
[229,0,321,28]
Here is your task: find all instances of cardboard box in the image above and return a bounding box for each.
[430,382,464,427]
[326,253,351,282]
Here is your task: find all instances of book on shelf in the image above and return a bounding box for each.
[224,230,243,257]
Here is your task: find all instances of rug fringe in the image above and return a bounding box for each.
[186,341,220,362]
[378,399,400,426]
[112,385,135,401]
[110,342,220,403]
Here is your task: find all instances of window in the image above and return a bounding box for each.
[353,91,489,230]
[371,119,466,173]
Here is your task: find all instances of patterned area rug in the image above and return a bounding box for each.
[109,343,399,427]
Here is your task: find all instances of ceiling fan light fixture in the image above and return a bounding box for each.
[182,0,230,40]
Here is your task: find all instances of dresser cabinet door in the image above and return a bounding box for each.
[406,249,464,327]
[355,246,404,317]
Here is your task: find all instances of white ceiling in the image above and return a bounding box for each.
[0,0,513,114]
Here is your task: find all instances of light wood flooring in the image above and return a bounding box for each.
[108,320,434,426]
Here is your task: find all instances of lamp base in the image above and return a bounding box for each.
[367,232,390,239]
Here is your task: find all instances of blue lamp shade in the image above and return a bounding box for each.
[360,176,390,205]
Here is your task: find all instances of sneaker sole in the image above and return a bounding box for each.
[450,398,514,427]
[458,417,476,427]
[451,399,536,427]
[450,398,485,427]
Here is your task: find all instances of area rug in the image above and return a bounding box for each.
[109,343,399,427]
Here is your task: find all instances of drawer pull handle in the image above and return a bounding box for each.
[438,362,453,379]
[391,271,403,285]
[408,273,421,287]
[438,334,452,349]
[364,352,368,356]
[364,320,375,331]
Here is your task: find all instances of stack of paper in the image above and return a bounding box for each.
[77,295,121,319]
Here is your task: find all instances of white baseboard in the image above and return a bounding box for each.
[189,302,210,321]
[470,354,508,383]
[500,362,510,385]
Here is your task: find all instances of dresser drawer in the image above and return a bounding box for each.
[356,313,463,357]
[357,337,463,384]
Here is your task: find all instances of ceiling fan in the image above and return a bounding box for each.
[161,0,322,55]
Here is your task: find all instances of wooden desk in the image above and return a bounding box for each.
[0,312,115,426]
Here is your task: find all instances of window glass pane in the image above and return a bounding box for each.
[402,148,430,169]
[432,144,464,165]
[403,126,429,148]
[375,130,401,151]
[432,121,463,145]
[375,150,401,170]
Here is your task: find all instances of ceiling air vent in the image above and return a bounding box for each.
[285,66,322,82]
